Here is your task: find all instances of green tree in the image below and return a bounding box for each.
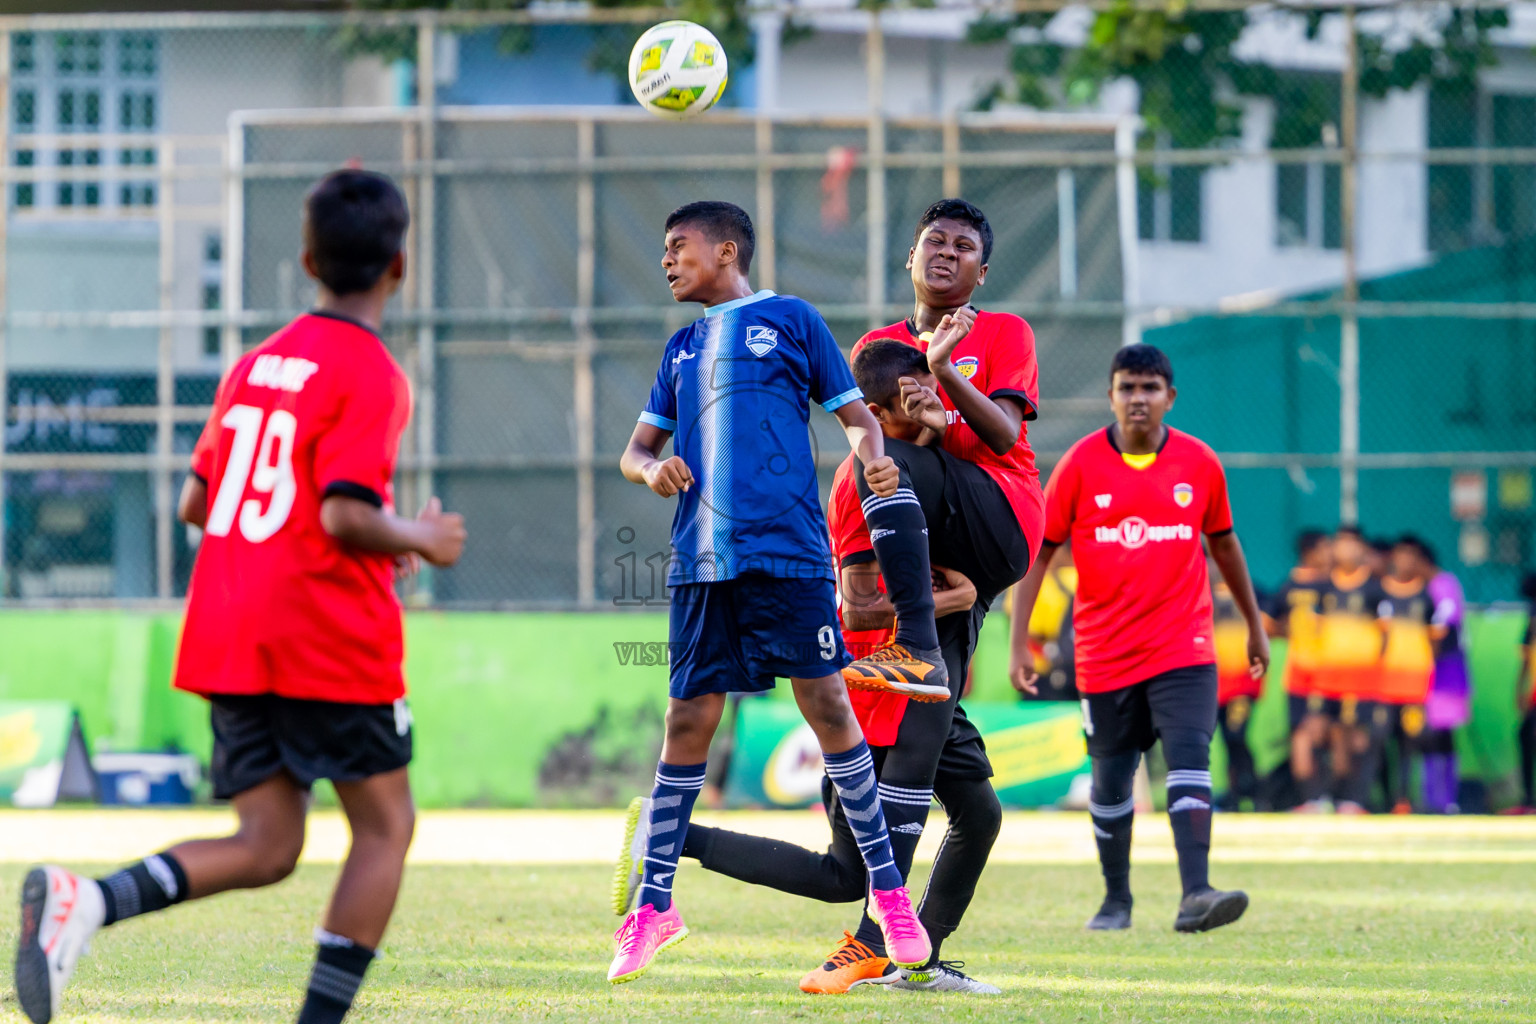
[969,2,1509,150]
[341,0,762,91]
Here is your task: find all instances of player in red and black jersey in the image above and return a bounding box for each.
[1009,344,1269,934]
[14,171,466,1024]
[837,199,1041,698]
[675,332,1016,996]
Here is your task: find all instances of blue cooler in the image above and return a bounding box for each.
[93,753,200,806]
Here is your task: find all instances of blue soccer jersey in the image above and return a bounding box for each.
[640,290,862,587]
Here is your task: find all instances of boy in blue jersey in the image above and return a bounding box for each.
[608,201,939,984]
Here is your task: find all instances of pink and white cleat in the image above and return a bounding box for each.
[14,866,106,1024]
[606,903,688,985]
[867,885,931,969]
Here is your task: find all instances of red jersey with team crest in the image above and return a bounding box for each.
[1043,426,1233,693]
[853,311,1043,545]
[175,312,412,704]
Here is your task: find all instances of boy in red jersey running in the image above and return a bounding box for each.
[1009,344,1268,933]
[14,170,466,1024]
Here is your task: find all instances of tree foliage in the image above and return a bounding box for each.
[969,2,1510,150]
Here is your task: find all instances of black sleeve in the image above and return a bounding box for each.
[322,480,385,508]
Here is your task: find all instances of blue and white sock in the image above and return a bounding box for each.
[823,742,904,891]
[637,760,707,913]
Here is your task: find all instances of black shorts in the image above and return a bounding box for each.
[858,436,1034,603]
[1080,664,1217,759]
[935,702,993,780]
[209,694,413,800]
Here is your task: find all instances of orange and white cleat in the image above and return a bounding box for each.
[798,932,896,994]
[14,866,105,1023]
[841,643,950,703]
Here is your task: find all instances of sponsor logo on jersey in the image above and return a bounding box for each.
[1174,482,1194,508]
[1094,493,1112,509]
[745,326,779,357]
[247,355,320,394]
[953,355,979,379]
[1094,516,1194,550]
[673,350,696,366]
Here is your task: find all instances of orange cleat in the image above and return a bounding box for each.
[841,643,950,703]
[798,932,897,994]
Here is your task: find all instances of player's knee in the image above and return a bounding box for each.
[954,784,1003,845]
[1090,752,1138,807]
[355,800,417,854]
[243,830,303,885]
[664,699,715,743]
[801,685,856,735]
[1160,729,1212,773]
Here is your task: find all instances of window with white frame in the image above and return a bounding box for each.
[9,30,161,215]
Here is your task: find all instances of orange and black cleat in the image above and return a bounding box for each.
[841,643,950,702]
[799,932,897,994]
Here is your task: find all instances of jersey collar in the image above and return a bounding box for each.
[306,308,383,341]
[703,289,775,318]
[1104,423,1171,456]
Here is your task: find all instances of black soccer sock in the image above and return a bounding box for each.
[295,933,376,1024]
[681,824,865,904]
[854,463,938,651]
[918,777,1003,965]
[97,851,189,926]
[1089,751,1139,903]
[1165,768,1214,896]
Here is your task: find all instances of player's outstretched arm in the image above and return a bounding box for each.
[924,308,1025,456]
[833,401,897,498]
[177,476,209,529]
[321,495,466,568]
[1008,541,1060,694]
[621,421,693,498]
[1208,531,1272,679]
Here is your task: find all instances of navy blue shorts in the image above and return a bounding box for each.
[668,574,850,699]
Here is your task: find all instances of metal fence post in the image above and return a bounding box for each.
[0,28,9,598]
[1114,117,1142,347]
[755,117,776,292]
[415,12,440,593]
[575,119,597,609]
[865,11,886,331]
[155,139,177,599]
[221,116,244,371]
[1339,4,1361,524]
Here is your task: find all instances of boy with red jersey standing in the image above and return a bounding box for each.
[1009,344,1268,933]
[14,170,465,1024]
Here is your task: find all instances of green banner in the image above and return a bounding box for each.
[725,699,1089,808]
[0,609,1525,808]
[0,701,97,807]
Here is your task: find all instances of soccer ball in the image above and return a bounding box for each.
[628,21,729,119]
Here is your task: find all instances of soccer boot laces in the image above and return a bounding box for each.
[842,643,950,702]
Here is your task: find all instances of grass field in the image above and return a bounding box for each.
[1,811,1533,1023]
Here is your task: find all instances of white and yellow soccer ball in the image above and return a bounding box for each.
[628,21,729,119]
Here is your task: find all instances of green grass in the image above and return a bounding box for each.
[3,822,1535,1023]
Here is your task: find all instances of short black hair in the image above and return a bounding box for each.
[665,200,755,274]
[852,339,929,409]
[1110,344,1174,386]
[302,169,409,297]
[1335,523,1365,540]
[914,198,993,265]
[1520,570,1536,602]
[1395,533,1437,566]
[1296,529,1329,558]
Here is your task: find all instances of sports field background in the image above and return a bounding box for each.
[1,809,1530,1023]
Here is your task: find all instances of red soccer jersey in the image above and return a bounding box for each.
[828,456,905,746]
[854,311,1044,551]
[175,312,413,705]
[1043,426,1234,693]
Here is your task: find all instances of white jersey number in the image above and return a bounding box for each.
[205,404,298,542]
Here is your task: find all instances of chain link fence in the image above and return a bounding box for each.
[0,6,1532,608]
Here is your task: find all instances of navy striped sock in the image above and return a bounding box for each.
[1166,769,1214,896]
[1088,792,1135,903]
[638,760,707,913]
[823,742,903,891]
